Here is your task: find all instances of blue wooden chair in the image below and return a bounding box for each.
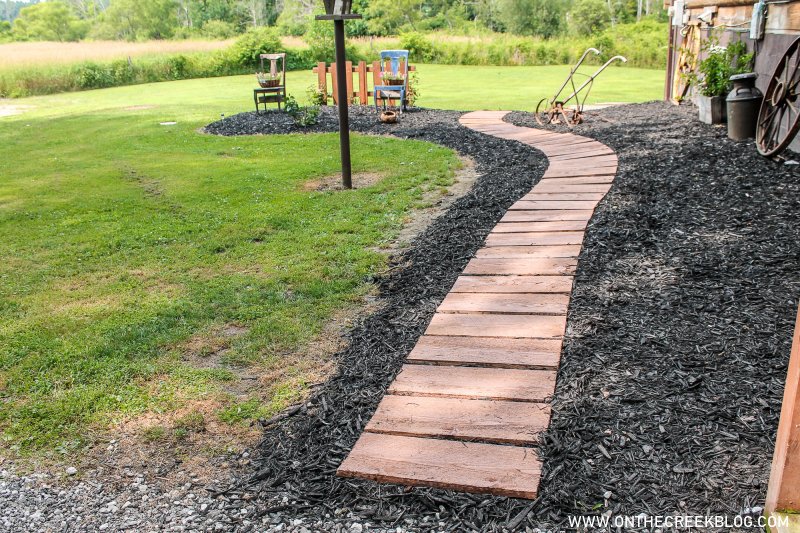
[374,50,409,112]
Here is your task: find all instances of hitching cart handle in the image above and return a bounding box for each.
[550,48,601,103]
[563,55,628,103]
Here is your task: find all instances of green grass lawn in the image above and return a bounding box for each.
[0,64,664,458]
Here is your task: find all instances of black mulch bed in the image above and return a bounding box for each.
[205,103,800,531]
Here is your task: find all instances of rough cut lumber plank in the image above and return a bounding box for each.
[539,175,615,184]
[475,245,581,258]
[451,275,573,293]
[549,149,616,161]
[406,335,562,369]
[492,220,588,232]
[438,292,570,315]
[463,256,577,275]
[337,433,541,499]
[522,192,606,201]
[500,210,594,222]
[389,364,557,401]
[365,396,551,445]
[509,200,599,211]
[485,231,585,246]
[543,167,617,177]
[766,306,800,514]
[532,183,612,193]
[426,312,566,338]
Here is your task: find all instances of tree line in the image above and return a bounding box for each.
[1,0,666,42]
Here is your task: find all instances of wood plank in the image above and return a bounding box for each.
[406,335,562,369]
[492,220,588,232]
[500,210,594,222]
[426,312,566,338]
[389,364,557,401]
[509,200,599,210]
[766,306,800,514]
[485,231,585,246]
[475,245,581,258]
[438,292,569,314]
[532,183,612,193]
[543,167,617,177]
[463,256,577,275]
[337,433,541,499]
[549,149,616,161]
[521,192,606,201]
[539,175,614,184]
[365,396,551,445]
[451,275,573,293]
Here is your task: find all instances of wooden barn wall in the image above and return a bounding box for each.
[666,0,800,151]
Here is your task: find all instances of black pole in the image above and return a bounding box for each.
[333,19,352,189]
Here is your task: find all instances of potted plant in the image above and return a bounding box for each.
[689,37,753,125]
[380,71,405,86]
[256,72,281,88]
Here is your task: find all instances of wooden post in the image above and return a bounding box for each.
[345,61,354,105]
[766,306,800,515]
[358,61,368,105]
[317,62,328,105]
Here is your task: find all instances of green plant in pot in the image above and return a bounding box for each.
[689,36,753,125]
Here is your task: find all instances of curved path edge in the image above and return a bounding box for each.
[336,111,618,500]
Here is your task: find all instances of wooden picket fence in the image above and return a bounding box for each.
[312,61,416,106]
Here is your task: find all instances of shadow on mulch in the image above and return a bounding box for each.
[205,103,800,531]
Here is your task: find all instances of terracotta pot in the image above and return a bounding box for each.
[380,111,398,124]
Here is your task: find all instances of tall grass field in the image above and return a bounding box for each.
[0,21,667,98]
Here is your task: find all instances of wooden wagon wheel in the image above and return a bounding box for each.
[756,36,800,157]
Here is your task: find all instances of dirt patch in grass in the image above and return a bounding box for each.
[0,103,31,117]
[301,171,387,191]
[82,400,259,490]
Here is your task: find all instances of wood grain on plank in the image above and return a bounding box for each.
[532,183,612,193]
[438,292,570,315]
[389,364,557,401]
[521,192,606,201]
[337,433,541,499]
[426,312,567,338]
[509,200,599,211]
[406,335,562,369]
[500,209,594,222]
[475,245,581,258]
[365,396,551,445]
[539,175,615,184]
[492,220,588,232]
[485,231,585,246]
[451,275,573,293]
[463,256,577,275]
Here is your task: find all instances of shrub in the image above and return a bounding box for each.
[400,32,434,63]
[226,27,282,69]
[202,19,238,39]
[285,95,320,127]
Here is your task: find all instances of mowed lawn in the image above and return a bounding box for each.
[0,80,460,455]
[0,64,664,457]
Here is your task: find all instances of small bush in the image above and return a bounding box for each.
[400,32,434,63]
[285,95,320,127]
[226,27,282,70]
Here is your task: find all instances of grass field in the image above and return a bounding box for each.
[3,63,665,118]
[0,74,460,457]
[0,66,663,458]
[0,40,234,69]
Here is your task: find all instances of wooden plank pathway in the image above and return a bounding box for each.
[337,111,618,499]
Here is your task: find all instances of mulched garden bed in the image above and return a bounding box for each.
[205,103,800,532]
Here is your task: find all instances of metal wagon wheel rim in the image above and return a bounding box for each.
[757,36,800,157]
[535,98,556,126]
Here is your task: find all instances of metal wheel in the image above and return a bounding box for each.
[535,98,556,126]
[757,36,800,157]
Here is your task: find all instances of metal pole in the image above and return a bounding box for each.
[333,18,352,189]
